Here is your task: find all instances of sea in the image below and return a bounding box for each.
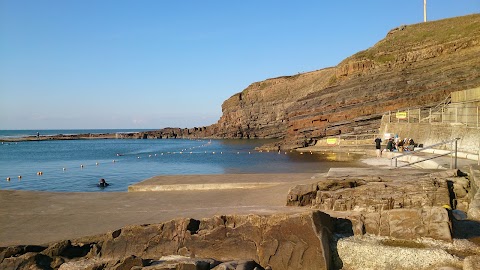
[0,129,361,192]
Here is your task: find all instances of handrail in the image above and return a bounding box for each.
[420,95,451,122]
[391,138,461,168]
[394,152,451,168]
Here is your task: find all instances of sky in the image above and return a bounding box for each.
[0,1,479,130]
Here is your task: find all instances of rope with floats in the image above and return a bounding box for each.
[3,140,322,185]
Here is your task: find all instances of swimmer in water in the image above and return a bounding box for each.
[98,178,109,187]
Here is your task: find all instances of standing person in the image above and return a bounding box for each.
[386,138,395,152]
[375,137,382,157]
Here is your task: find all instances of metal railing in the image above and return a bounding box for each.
[384,101,480,128]
[391,138,461,168]
[315,133,380,147]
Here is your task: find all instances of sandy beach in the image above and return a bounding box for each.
[0,173,317,246]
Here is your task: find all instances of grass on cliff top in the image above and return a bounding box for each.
[345,13,480,64]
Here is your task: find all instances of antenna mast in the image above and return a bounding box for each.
[424,0,427,22]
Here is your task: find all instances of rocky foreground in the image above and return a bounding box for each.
[2,165,480,270]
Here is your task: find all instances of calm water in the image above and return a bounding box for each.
[0,130,361,192]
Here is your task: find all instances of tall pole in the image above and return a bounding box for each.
[424,0,427,22]
[454,139,458,169]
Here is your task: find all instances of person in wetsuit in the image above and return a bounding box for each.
[98,178,109,187]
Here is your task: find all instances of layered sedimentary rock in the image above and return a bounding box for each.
[286,175,451,212]
[225,14,480,147]
[136,14,480,148]
[212,69,337,140]
[285,170,475,242]
[117,127,210,139]
[0,212,334,270]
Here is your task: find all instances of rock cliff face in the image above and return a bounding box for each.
[174,14,480,147]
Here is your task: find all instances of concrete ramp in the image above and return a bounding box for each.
[128,173,315,192]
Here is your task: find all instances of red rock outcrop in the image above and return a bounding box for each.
[285,14,480,146]
[162,14,480,148]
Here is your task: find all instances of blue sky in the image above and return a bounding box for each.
[1,1,478,130]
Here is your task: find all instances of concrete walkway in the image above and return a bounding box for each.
[299,145,478,170]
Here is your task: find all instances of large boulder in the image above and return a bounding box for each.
[99,212,334,270]
[467,165,480,221]
[288,174,451,212]
[362,207,452,241]
[0,211,334,270]
[287,172,457,241]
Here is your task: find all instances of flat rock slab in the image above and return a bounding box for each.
[129,173,314,192]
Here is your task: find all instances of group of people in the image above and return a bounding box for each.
[375,135,416,157]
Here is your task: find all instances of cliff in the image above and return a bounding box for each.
[214,14,480,146]
[139,14,480,148]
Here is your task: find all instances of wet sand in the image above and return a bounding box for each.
[0,173,317,246]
